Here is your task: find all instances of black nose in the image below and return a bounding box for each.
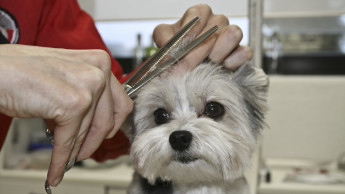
[169,130,193,152]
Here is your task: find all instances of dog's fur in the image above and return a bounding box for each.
[125,60,269,194]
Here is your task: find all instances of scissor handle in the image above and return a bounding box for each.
[122,84,133,95]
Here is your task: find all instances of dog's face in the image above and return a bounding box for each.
[129,62,268,185]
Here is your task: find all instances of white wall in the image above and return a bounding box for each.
[78,0,247,21]
[264,0,345,17]
[263,76,345,161]
[78,0,345,21]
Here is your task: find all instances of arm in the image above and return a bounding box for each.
[0,44,133,186]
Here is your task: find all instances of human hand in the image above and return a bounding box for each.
[153,4,252,70]
[0,44,133,186]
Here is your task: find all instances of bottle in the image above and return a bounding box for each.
[133,33,145,69]
[146,35,158,58]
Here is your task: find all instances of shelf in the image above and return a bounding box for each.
[0,161,133,186]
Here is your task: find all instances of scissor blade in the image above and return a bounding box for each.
[127,25,218,96]
[123,16,200,93]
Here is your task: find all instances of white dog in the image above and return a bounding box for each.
[125,60,269,194]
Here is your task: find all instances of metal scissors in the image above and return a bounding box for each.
[122,16,218,97]
[44,16,217,194]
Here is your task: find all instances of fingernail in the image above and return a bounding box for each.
[45,180,52,194]
[52,175,63,187]
[64,157,76,172]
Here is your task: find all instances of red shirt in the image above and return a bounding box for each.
[0,0,130,161]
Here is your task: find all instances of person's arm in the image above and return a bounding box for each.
[0,44,133,187]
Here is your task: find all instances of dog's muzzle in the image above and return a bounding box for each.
[169,130,199,164]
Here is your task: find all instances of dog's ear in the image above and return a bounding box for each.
[232,64,269,132]
[232,64,269,105]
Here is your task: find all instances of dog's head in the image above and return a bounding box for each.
[128,62,269,185]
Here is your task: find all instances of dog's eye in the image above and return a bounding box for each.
[203,102,224,119]
[154,108,170,125]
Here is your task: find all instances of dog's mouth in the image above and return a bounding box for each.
[173,154,198,164]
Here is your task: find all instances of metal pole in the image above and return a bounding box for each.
[248,1,264,194]
[249,0,264,68]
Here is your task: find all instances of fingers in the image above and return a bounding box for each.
[224,46,253,70]
[45,50,130,187]
[73,51,115,161]
[177,13,229,69]
[47,85,94,186]
[77,74,133,161]
[108,74,133,138]
[208,24,253,70]
[208,25,243,63]
[153,4,214,48]
[153,4,253,72]
[61,56,107,164]
[47,119,83,186]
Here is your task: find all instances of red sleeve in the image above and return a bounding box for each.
[35,0,124,78]
[0,115,12,149]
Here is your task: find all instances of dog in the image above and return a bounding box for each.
[125,59,269,194]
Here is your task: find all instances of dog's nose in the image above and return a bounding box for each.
[169,130,193,152]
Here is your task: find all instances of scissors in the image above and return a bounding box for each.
[44,16,218,194]
[122,16,218,97]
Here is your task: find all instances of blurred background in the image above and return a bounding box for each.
[1,0,345,194]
